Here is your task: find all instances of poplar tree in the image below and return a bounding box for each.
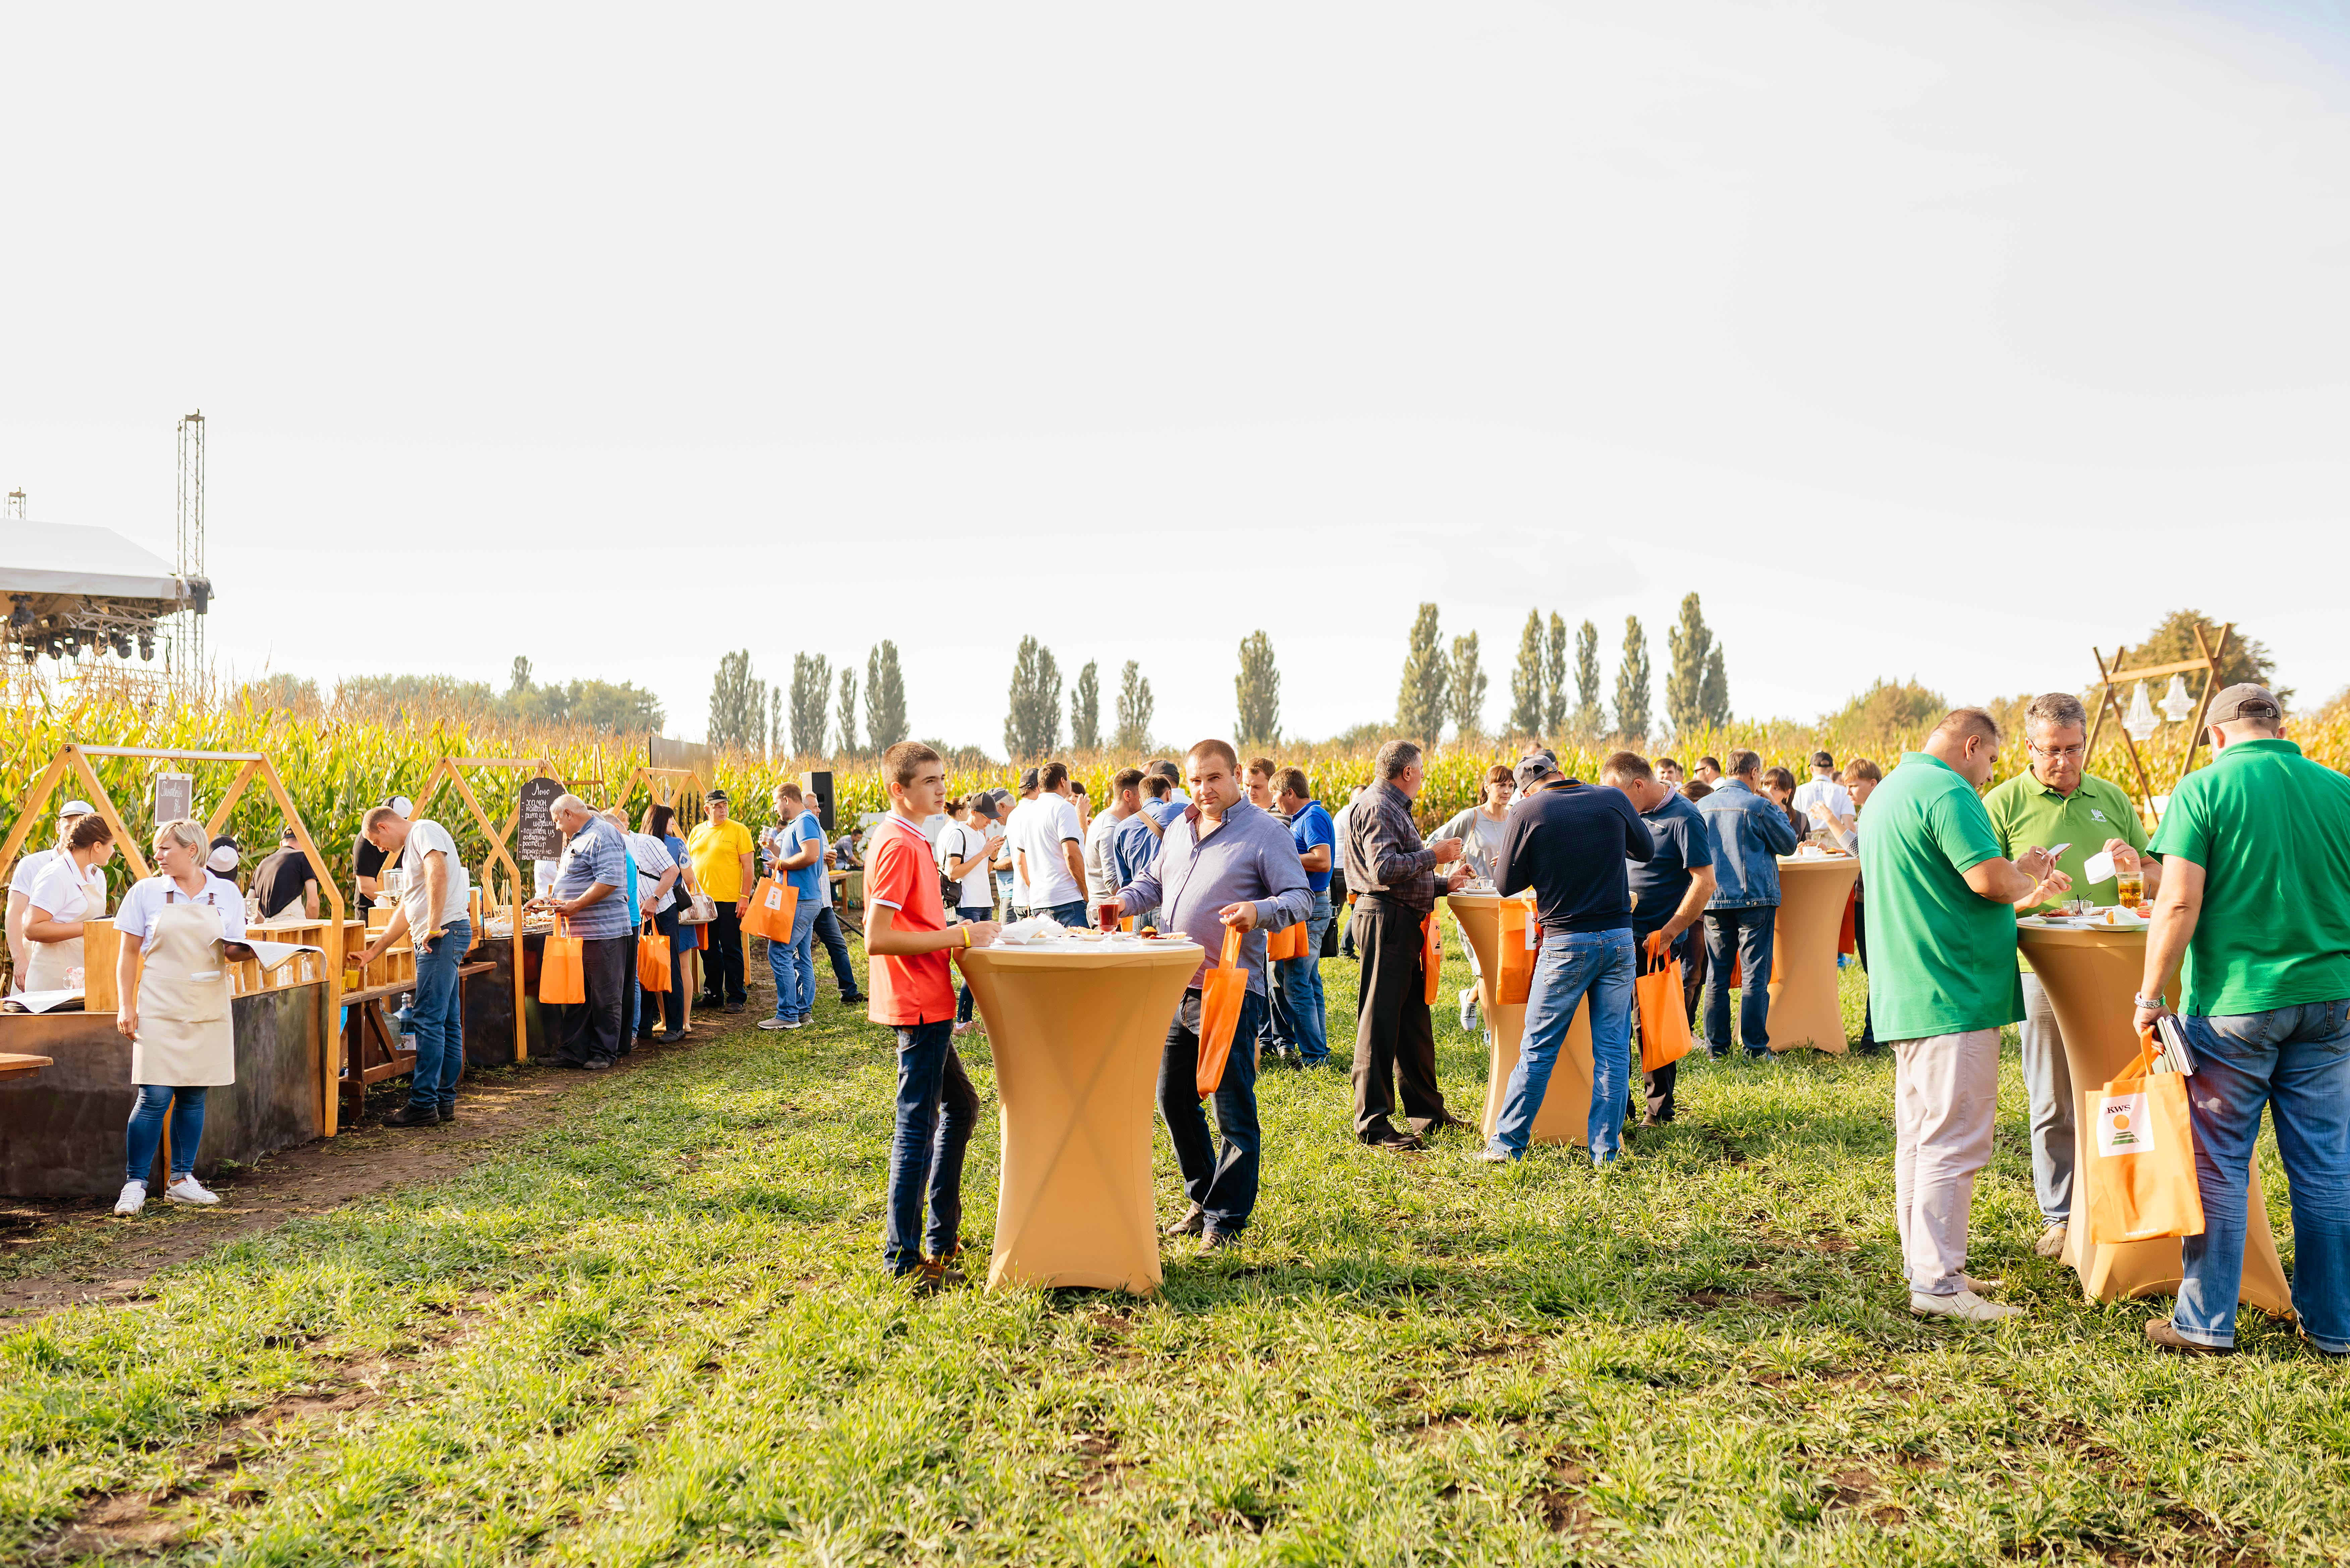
[706,649,766,753]
[1070,660,1101,751]
[1114,661,1155,752]
[1571,620,1604,737]
[1701,646,1730,729]
[789,653,831,757]
[837,666,859,755]
[1003,637,1063,759]
[1545,613,1571,736]
[1235,631,1281,747]
[863,641,907,750]
[1665,592,1720,738]
[1507,611,1546,737]
[1615,616,1652,742]
[1395,603,1449,744]
[1447,632,1488,743]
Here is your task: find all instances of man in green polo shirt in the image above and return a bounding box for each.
[1985,691,2165,1262]
[2135,685,2350,1358]
[1860,707,2068,1324]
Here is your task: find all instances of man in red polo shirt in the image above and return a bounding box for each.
[867,741,1000,1291]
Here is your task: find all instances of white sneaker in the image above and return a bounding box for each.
[757,1017,789,1031]
[1910,1289,2022,1322]
[165,1175,220,1207]
[1458,987,1478,1032]
[114,1181,148,1216]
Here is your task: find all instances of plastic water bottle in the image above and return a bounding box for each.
[395,992,417,1055]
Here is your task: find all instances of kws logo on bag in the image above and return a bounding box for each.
[2097,1091,2153,1155]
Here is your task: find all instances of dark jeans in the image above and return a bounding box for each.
[1851,898,1880,1053]
[814,905,862,1000]
[561,934,631,1066]
[1350,899,1455,1140]
[408,919,469,1112]
[704,903,746,1004]
[1043,899,1088,929]
[955,906,993,1022]
[1703,906,1776,1057]
[641,904,685,1036]
[126,1085,205,1184]
[1159,987,1266,1233]
[1634,922,1698,1121]
[885,1020,980,1273]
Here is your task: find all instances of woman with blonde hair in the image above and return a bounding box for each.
[110,818,251,1215]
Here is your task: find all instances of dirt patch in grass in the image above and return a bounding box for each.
[0,1029,732,1325]
[1678,1286,1804,1313]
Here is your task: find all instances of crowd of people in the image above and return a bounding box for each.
[853,686,2350,1360]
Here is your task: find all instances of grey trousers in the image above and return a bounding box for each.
[2018,971,2074,1225]
[1892,1028,2001,1297]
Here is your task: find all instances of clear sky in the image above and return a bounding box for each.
[5,2,2346,751]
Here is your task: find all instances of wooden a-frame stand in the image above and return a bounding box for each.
[2087,621,2234,827]
[409,756,562,1069]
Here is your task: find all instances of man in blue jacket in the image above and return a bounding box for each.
[1697,749,1800,1058]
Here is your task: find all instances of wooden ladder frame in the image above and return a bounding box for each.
[0,742,350,1136]
[2086,621,2234,827]
[408,755,563,1065]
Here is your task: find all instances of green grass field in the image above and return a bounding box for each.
[3,950,2343,1566]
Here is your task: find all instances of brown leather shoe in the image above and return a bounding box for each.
[1162,1205,1205,1237]
[2146,1319,2229,1355]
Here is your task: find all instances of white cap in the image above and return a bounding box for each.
[60,798,95,818]
[207,845,240,874]
[383,794,413,818]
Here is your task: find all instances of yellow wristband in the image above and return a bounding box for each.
[960,925,971,949]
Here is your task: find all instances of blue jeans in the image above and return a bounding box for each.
[1160,987,1266,1233]
[814,905,861,1000]
[1493,929,1637,1161]
[408,919,469,1113]
[768,898,820,1021]
[955,906,993,1022]
[1043,899,1088,929]
[125,1085,206,1184]
[1268,890,1334,1064]
[1703,906,1776,1057]
[2172,999,2350,1352]
[885,1019,980,1273]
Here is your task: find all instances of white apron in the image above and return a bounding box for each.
[130,898,238,1087]
[23,864,103,992]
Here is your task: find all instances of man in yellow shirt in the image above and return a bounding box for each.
[686,789,756,1013]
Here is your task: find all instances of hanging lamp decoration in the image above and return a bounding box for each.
[2160,673,2197,723]
[2125,681,2161,742]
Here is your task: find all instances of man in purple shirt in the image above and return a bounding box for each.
[1111,738,1313,1252]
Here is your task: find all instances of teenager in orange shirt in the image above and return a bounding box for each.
[866,741,1001,1291]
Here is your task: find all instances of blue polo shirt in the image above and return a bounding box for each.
[783,811,826,901]
[1288,799,1336,894]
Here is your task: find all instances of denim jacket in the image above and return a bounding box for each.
[1698,779,1800,909]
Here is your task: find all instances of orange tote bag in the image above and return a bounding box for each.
[538,917,584,1004]
[741,876,798,941]
[1265,922,1308,962]
[1637,930,1696,1073]
[636,922,671,992]
[2081,1028,2204,1246]
[1421,910,1443,1004]
[1495,897,1541,1005]
[1195,926,1248,1097]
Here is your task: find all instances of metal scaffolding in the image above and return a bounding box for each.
[175,410,206,688]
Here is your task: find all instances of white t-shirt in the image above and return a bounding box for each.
[398,820,472,934]
[1002,797,1037,908]
[27,857,106,923]
[1791,777,1853,826]
[1019,792,1086,909]
[10,847,58,898]
[936,821,996,911]
[627,831,678,914]
[113,873,247,954]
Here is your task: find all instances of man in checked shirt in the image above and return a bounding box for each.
[1343,739,1476,1151]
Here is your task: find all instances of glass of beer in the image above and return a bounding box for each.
[2115,864,2144,907]
[1097,901,1120,934]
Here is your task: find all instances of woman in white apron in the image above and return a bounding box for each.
[111,819,250,1216]
[21,814,116,992]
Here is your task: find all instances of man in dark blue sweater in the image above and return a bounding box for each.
[1480,750,1655,1165]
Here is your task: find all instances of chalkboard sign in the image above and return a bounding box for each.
[154,772,194,826]
[516,777,566,862]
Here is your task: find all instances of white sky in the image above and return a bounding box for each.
[5,2,2347,751]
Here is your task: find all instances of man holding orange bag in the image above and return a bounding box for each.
[1476,750,1654,1166]
[1105,738,1312,1252]
[1602,752,1715,1128]
[542,794,633,1072]
[2134,685,2350,1358]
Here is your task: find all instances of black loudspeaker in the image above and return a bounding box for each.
[801,770,835,834]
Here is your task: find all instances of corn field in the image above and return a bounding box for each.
[8,686,2343,903]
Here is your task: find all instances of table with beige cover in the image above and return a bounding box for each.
[1765,854,1860,1054]
[2018,921,2292,1314]
[1447,893,1593,1147]
[956,935,1202,1294]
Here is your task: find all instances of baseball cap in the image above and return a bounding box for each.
[706,788,729,804]
[59,798,95,818]
[381,794,413,818]
[2207,684,2283,725]
[1513,749,1563,792]
[969,794,999,821]
[1018,767,1040,792]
